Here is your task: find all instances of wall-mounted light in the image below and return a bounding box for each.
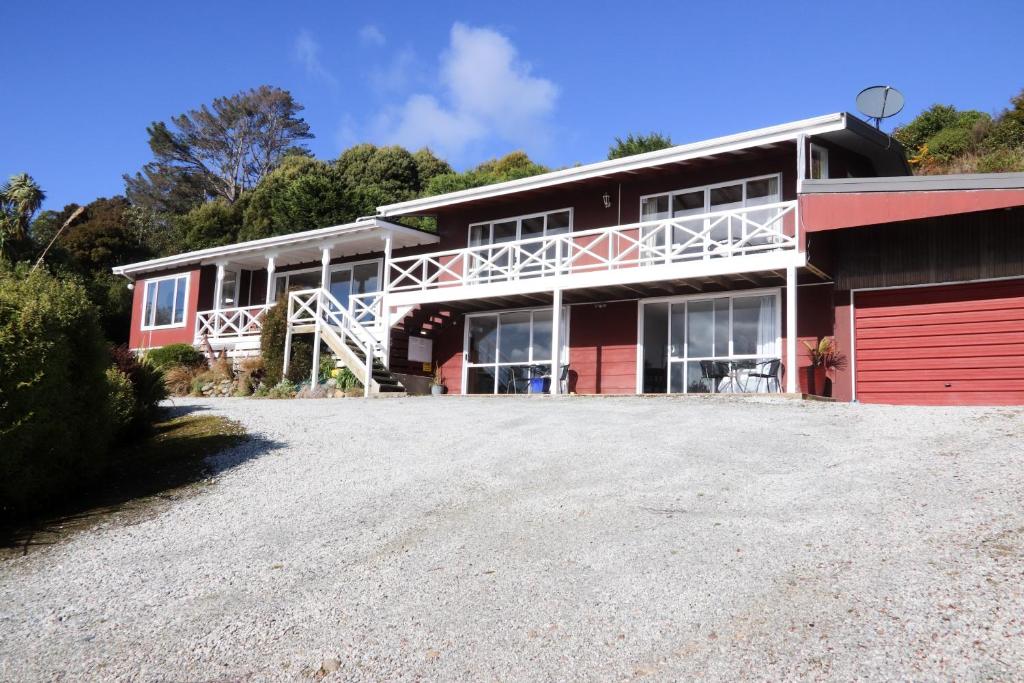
[602,192,612,209]
[127,282,135,291]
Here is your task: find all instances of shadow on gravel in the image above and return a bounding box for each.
[0,408,282,557]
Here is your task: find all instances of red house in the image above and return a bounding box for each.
[113,113,1024,405]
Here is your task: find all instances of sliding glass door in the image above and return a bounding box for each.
[464,307,568,394]
[640,291,780,393]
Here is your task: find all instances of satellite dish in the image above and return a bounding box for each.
[856,85,905,129]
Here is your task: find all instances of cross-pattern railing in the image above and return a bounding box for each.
[194,304,270,341]
[388,200,798,293]
[288,288,376,396]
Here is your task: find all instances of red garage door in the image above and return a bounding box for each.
[854,279,1024,405]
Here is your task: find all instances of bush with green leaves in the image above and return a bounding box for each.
[110,345,167,433]
[145,342,206,370]
[105,367,136,435]
[259,293,312,385]
[0,266,116,516]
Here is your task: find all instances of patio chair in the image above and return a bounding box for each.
[744,359,782,393]
[699,360,731,393]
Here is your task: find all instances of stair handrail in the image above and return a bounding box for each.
[288,287,375,395]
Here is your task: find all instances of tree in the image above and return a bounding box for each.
[425,151,548,195]
[124,85,314,212]
[239,156,351,241]
[173,198,244,251]
[608,132,674,159]
[1,173,46,260]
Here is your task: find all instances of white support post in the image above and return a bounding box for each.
[381,235,394,368]
[364,349,372,399]
[282,326,293,379]
[311,291,322,387]
[320,246,332,292]
[550,289,562,396]
[265,255,276,305]
[213,262,226,311]
[786,265,798,394]
[796,133,807,195]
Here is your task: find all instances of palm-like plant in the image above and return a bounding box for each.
[1,173,46,258]
[803,336,848,372]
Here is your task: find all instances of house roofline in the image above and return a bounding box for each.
[111,218,435,279]
[376,113,874,217]
[801,172,1024,194]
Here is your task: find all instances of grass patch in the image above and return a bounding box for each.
[1,410,251,556]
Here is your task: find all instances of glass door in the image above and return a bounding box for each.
[641,292,779,394]
[329,261,382,322]
[464,308,567,394]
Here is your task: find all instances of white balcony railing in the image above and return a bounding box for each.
[388,200,798,294]
[195,304,270,341]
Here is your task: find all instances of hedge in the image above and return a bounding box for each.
[145,342,206,371]
[0,267,116,516]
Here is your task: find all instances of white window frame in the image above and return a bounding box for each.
[220,268,241,308]
[273,258,383,298]
[140,273,190,330]
[638,173,783,220]
[810,143,829,180]
[635,287,782,394]
[461,305,571,395]
[467,207,574,246]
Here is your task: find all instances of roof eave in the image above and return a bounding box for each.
[377,113,850,217]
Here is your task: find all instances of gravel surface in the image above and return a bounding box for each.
[2,395,1023,681]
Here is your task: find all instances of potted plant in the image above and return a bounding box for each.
[803,337,848,397]
[430,363,447,395]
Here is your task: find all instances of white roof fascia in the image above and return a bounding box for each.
[377,113,849,216]
[112,218,436,278]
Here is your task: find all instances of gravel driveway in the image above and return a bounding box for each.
[2,396,1023,681]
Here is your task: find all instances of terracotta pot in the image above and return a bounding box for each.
[805,365,827,395]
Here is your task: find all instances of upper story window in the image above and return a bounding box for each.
[810,144,829,179]
[640,174,781,222]
[468,208,572,247]
[142,274,188,329]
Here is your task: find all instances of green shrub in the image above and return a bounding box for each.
[266,379,297,399]
[105,367,136,435]
[926,126,975,162]
[145,343,206,370]
[260,293,312,385]
[0,266,115,516]
[977,148,1024,173]
[110,345,167,432]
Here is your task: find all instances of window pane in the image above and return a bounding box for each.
[498,311,531,363]
[669,362,685,394]
[746,177,779,202]
[145,282,157,326]
[466,366,496,394]
[469,224,489,246]
[531,309,552,362]
[669,302,686,359]
[274,276,287,301]
[521,216,544,239]
[174,277,187,324]
[672,191,704,215]
[468,315,497,364]
[493,221,517,242]
[352,263,380,294]
[154,279,175,326]
[641,195,669,220]
[733,295,775,356]
[686,362,712,393]
[642,302,669,393]
[220,271,237,307]
[329,268,352,308]
[686,299,714,358]
[710,184,743,208]
[714,297,729,357]
[546,210,571,234]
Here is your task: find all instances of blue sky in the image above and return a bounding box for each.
[3,0,1022,211]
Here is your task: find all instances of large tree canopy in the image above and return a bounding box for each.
[607,132,674,159]
[424,151,548,195]
[124,85,313,212]
[1,173,46,260]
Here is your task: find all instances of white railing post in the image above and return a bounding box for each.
[213,263,226,335]
[320,246,332,291]
[786,265,798,394]
[310,290,323,388]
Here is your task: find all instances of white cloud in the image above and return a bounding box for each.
[375,23,559,158]
[369,47,417,93]
[359,24,386,47]
[293,30,337,86]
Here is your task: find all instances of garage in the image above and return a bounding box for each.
[854,278,1024,405]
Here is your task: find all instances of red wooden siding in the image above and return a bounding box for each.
[854,279,1024,405]
[568,301,638,394]
[128,267,202,350]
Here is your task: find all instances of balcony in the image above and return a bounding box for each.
[386,201,803,305]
